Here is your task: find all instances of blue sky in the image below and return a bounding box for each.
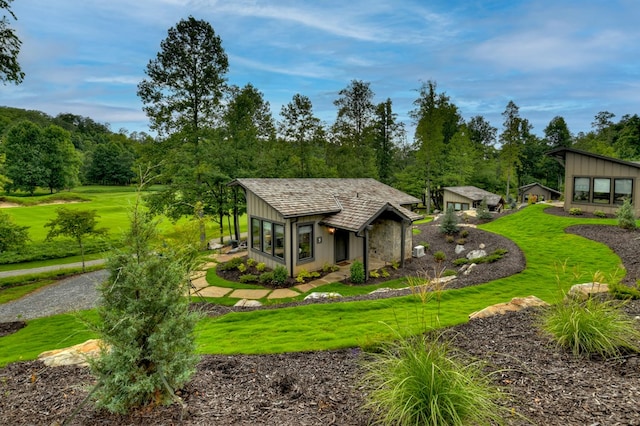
[3,0,640,140]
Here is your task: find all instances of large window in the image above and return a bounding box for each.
[592,178,611,204]
[573,177,590,202]
[251,217,284,260]
[446,202,469,211]
[298,224,313,261]
[274,224,285,259]
[614,179,633,204]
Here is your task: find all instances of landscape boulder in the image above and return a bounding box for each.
[467,249,487,260]
[38,339,105,367]
[567,282,609,301]
[304,292,342,300]
[234,299,263,307]
[469,295,549,320]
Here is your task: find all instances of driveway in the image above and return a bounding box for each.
[0,270,107,323]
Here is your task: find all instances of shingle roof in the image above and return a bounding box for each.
[231,178,422,231]
[444,186,504,206]
[518,182,562,195]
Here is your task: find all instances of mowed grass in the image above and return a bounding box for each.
[0,203,626,364]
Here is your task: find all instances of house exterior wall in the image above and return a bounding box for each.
[443,190,473,211]
[563,151,640,215]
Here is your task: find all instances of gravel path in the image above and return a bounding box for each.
[0,270,107,322]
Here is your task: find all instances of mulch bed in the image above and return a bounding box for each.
[2,205,640,425]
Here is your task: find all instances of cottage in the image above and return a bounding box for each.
[442,186,504,212]
[230,178,423,280]
[548,147,639,215]
[518,182,562,204]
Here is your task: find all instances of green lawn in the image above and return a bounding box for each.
[0,203,626,365]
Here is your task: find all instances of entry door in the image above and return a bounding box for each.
[334,229,349,262]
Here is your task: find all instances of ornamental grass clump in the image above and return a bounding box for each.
[361,335,508,426]
[540,296,640,359]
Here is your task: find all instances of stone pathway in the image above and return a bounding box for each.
[190,254,385,301]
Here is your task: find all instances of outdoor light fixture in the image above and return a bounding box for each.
[327,227,336,234]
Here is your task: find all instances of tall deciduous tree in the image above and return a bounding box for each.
[330,80,377,177]
[41,125,82,192]
[499,101,531,200]
[410,80,461,212]
[278,93,329,178]
[137,16,229,247]
[0,0,24,84]
[3,121,45,194]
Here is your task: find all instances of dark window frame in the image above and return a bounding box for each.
[614,178,633,205]
[250,216,285,262]
[297,223,314,263]
[573,177,590,203]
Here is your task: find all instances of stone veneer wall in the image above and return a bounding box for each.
[369,219,411,263]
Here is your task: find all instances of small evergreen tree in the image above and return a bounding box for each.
[91,188,200,414]
[476,197,493,221]
[439,206,460,235]
[616,198,637,230]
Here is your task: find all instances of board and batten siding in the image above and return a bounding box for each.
[564,151,640,215]
[443,190,472,208]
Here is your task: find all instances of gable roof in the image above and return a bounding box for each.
[518,182,562,195]
[547,147,640,169]
[443,186,504,206]
[231,178,422,232]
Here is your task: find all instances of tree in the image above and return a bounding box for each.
[410,80,462,212]
[87,140,136,185]
[278,93,328,178]
[442,124,476,186]
[544,116,572,148]
[40,125,82,192]
[138,16,229,246]
[372,98,404,184]
[330,79,377,177]
[0,0,24,84]
[3,121,45,194]
[45,208,107,272]
[0,209,29,252]
[92,187,200,414]
[499,101,531,200]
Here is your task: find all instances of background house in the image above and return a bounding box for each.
[518,182,562,203]
[548,147,640,215]
[442,186,505,212]
[230,178,423,280]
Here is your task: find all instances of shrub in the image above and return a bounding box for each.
[217,256,244,271]
[390,260,400,270]
[433,251,446,263]
[246,258,256,267]
[569,207,583,215]
[239,274,258,283]
[92,193,200,413]
[420,242,430,251]
[460,229,469,238]
[453,258,468,266]
[456,238,466,245]
[256,262,266,272]
[593,210,607,218]
[540,297,640,358]
[272,265,288,287]
[476,197,493,221]
[369,269,380,278]
[350,260,365,284]
[443,269,457,277]
[361,335,508,425]
[439,206,460,235]
[258,271,274,284]
[237,262,247,273]
[322,262,339,273]
[616,198,637,230]
[0,210,30,253]
[445,235,454,243]
[609,281,640,300]
[380,268,390,278]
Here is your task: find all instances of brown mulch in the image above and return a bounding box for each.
[2,207,640,425]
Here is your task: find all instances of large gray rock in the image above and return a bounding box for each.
[234,299,263,307]
[455,244,465,255]
[467,249,487,260]
[304,292,342,300]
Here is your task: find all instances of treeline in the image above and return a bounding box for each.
[0,107,148,193]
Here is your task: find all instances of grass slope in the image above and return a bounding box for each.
[0,203,624,364]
